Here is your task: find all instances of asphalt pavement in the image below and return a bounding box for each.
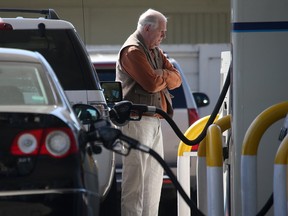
[100,187,177,216]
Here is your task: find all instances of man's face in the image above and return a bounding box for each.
[146,19,167,49]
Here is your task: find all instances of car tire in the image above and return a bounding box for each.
[100,172,119,216]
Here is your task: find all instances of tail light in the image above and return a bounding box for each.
[188,108,199,126]
[11,127,78,158]
[0,19,13,30]
[17,133,39,154]
[188,108,200,151]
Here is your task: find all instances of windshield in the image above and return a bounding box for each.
[0,62,55,105]
[0,29,99,90]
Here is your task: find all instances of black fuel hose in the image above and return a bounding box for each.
[156,69,231,146]
[148,147,205,216]
[256,194,273,216]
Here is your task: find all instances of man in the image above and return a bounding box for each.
[116,9,182,216]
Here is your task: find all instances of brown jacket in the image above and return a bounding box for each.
[116,31,182,117]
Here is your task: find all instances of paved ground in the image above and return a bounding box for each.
[159,188,177,216]
[100,186,178,216]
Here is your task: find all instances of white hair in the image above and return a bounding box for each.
[137,9,167,31]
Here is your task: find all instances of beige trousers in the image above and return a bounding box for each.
[121,116,164,216]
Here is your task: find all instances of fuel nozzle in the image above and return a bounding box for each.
[109,100,156,126]
[109,101,133,126]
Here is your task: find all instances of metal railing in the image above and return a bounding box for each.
[177,114,232,215]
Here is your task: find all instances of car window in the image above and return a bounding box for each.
[97,69,116,81]
[0,62,55,105]
[169,84,186,108]
[0,29,98,90]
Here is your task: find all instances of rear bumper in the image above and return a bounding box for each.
[0,188,100,216]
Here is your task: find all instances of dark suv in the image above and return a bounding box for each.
[0,8,115,209]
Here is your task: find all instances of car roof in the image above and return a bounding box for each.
[90,54,117,69]
[0,9,74,29]
[0,8,60,19]
[90,53,118,64]
[0,47,41,62]
[0,18,74,29]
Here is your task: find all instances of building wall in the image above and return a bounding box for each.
[1,0,231,45]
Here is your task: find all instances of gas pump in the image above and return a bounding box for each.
[230,0,288,215]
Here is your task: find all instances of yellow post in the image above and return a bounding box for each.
[241,101,288,216]
[242,101,288,155]
[178,115,219,156]
[206,124,224,216]
[197,114,231,214]
[274,134,288,216]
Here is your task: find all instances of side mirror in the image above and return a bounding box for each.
[72,104,101,124]
[73,104,102,154]
[192,92,210,108]
[101,81,123,104]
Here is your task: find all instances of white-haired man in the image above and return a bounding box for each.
[116,9,182,216]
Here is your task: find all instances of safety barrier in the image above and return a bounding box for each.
[197,137,208,214]
[177,114,232,216]
[206,124,224,216]
[177,115,212,156]
[177,115,212,216]
[274,134,288,216]
[196,115,231,215]
[241,101,288,216]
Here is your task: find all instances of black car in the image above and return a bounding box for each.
[0,47,102,215]
[0,9,117,209]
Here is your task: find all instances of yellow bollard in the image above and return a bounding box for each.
[206,124,224,216]
[178,115,213,157]
[241,101,288,216]
[197,114,231,214]
[177,115,216,216]
[273,134,288,216]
